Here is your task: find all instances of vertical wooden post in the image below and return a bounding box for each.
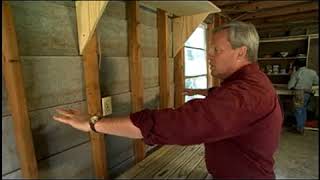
[2,2,38,178]
[83,32,109,179]
[174,49,185,108]
[127,1,145,163]
[157,9,170,109]
[206,23,213,88]
[212,14,223,87]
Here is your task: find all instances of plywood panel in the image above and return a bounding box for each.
[75,1,108,54]
[140,1,220,16]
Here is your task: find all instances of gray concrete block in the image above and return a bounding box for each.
[140,7,157,28]
[21,56,85,111]
[143,58,159,89]
[2,56,85,116]
[141,25,158,57]
[104,1,126,20]
[97,16,128,57]
[144,87,160,110]
[9,1,79,56]
[100,57,130,96]
[2,101,89,175]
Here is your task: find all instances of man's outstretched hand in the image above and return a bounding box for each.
[53,108,90,132]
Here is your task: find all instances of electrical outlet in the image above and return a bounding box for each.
[102,96,112,116]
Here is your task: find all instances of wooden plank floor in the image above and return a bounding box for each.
[116,144,208,179]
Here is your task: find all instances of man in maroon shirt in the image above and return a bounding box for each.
[53,21,283,179]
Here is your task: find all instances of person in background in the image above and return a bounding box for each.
[53,21,283,179]
[288,59,319,134]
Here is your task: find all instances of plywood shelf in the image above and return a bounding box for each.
[140,1,220,16]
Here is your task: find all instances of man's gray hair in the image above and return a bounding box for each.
[212,21,260,62]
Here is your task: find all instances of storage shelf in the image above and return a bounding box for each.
[258,57,307,61]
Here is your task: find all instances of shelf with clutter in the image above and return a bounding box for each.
[257,35,314,85]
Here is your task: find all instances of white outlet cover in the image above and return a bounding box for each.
[102,96,112,116]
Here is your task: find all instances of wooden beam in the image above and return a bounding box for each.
[254,20,318,29]
[212,14,223,87]
[2,2,38,178]
[238,2,318,21]
[174,48,185,108]
[75,1,108,55]
[127,1,145,164]
[173,12,210,57]
[83,32,109,179]
[157,9,170,109]
[206,23,213,88]
[222,1,306,13]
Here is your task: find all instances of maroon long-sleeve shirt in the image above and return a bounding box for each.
[130,63,283,179]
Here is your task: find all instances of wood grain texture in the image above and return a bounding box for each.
[2,2,38,178]
[127,1,146,164]
[173,12,210,57]
[76,1,108,54]
[116,145,206,179]
[82,32,109,179]
[174,49,185,108]
[238,2,318,21]
[157,9,170,109]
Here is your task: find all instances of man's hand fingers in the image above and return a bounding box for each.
[69,108,81,115]
[53,114,72,124]
[56,108,74,117]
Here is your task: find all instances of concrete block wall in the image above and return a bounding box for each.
[2,1,174,178]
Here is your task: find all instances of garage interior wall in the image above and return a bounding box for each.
[2,1,174,178]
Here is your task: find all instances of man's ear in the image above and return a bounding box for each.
[237,46,248,59]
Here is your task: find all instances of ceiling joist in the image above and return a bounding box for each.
[247,11,318,24]
[237,2,318,20]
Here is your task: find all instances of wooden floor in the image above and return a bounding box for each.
[116,144,208,179]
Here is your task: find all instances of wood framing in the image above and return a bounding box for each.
[237,2,318,21]
[75,1,108,55]
[174,48,185,108]
[212,14,223,87]
[127,1,145,163]
[206,23,213,88]
[82,32,109,179]
[2,2,38,178]
[248,11,318,24]
[222,1,305,13]
[157,9,170,109]
[173,12,210,57]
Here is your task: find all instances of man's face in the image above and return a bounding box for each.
[208,30,238,79]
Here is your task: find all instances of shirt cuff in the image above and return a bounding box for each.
[130,109,156,145]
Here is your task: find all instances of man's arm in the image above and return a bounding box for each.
[288,72,297,90]
[53,108,143,138]
[184,88,208,96]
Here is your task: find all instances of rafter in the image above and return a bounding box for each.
[237,2,318,21]
[247,11,318,24]
[222,1,306,14]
